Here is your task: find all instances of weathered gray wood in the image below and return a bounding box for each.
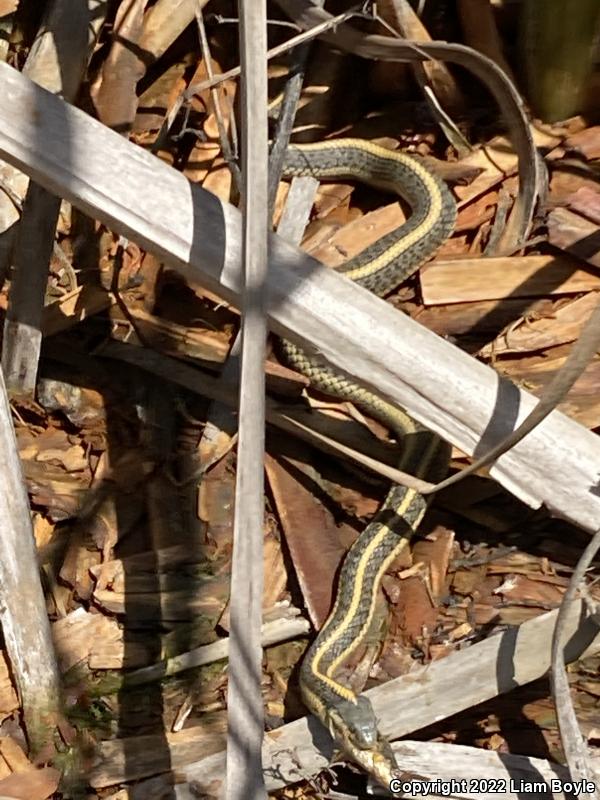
[0,4,106,748]
[177,600,600,794]
[276,176,319,245]
[2,186,61,392]
[0,63,599,532]
[387,741,572,800]
[225,4,269,799]
[0,367,60,750]
[1,0,106,393]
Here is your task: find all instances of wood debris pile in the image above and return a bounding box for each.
[0,1,598,798]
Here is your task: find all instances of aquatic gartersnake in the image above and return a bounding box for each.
[280,139,456,787]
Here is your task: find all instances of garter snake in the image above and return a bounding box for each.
[280,139,456,787]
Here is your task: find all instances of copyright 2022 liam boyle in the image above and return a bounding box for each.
[388,777,597,797]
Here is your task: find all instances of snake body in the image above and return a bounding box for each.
[280,139,455,786]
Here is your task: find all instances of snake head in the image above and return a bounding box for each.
[327,696,399,787]
[329,695,379,748]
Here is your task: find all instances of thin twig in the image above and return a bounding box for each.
[267,0,326,218]
[267,42,311,214]
[551,528,600,799]
[187,6,362,98]
[275,410,431,491]
[155,6,363,145]
[194,7,241,194]
[225,2,269,798]
[122,608,309,688]
[370,0,471,156]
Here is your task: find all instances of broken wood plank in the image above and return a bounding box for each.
[265,449,352,628]
[91,713,228,788]
[387,740,572,800]
[120,604,308,686]
[109,305,232,363]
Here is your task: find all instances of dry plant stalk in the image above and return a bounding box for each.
[224,3,269,800]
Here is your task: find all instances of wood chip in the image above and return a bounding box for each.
[565,125,600,159]
[52,607,118,672]
[565,186,600,225]
[265,447,354,628]
[413,297,552,338]
[479,292,600,357]
[41,285,113,336]
[547,207,600,268]
[307,201,407,269]
[0,765,59,800]
[453,130,559,208]
[421,254,600,305]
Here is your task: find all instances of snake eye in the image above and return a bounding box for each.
[349,719,378,749]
